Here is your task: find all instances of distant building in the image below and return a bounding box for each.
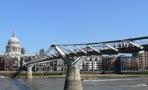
[0,56,3,70]
[0,31,29,71]
[120,55,139,71]
[79,56,102,71]
[138,51,148,70]
[102,56,120,72]
[21,48,26,54]
[34,58,67,72]
[4,31,22,67]
[35,49,66,72]
[33,55,103,72]
[0,57,19,71]
[39,49,45,56]
[0,31,30,71]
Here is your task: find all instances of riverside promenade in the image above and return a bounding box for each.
[17,74,148,78]
[1,71,148,78]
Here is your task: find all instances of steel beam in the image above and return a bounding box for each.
[66,46,77,54]
[75,46,87,54]
[104,43,118,51]
[129,41,144,49]
[71,56,85,68]
[87,45,100,53]
[53,45,73,67]
[61,48,69,55]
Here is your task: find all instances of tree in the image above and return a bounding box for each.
[9,66,14,71]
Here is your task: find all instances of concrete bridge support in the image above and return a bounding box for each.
[64,67,83,90]
[53,45,83,90]
[26,64,34,79]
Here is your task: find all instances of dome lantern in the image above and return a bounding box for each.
[12,30,16,37]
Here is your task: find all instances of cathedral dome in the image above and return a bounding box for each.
[7,31,20,47]
[5,31,22,67]
[5,31,21,54]
[8,37,20,44]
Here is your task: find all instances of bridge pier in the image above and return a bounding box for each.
[64,67,83,90]
[26,64,34,79]
[26,67,32,79]
[53,45,83,90]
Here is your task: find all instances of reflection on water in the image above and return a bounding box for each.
[0,78,34,90]
[83,78,131,82]
[25,78,65,90]
[83,78,148,90]
[131,84,148,87]
[0,77,148,90]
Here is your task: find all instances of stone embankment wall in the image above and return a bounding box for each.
[1,71,148,78]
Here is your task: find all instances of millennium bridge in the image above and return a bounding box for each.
[22,36,148,90]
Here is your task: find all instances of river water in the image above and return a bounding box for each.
[0,77,148,90]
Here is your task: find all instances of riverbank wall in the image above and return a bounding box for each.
[1,71,148,78]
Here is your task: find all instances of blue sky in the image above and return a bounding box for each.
[0,0,148,54]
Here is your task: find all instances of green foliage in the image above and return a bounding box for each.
[45,72,63,76]
[122,71,148,75]
[32,73,43,76]
[9,66,14,71]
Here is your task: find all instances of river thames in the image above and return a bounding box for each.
[0,77,148,90]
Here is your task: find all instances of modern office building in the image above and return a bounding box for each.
[34,58,67,72]
[79,55,102,71]
[119,55,139,71]
[21,48,26,54]
[39,49,45,56]
[138,51,148,70]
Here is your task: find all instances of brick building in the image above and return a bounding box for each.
[0,56,19,71]
[120,55,139,71]
[102,56,120,72]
